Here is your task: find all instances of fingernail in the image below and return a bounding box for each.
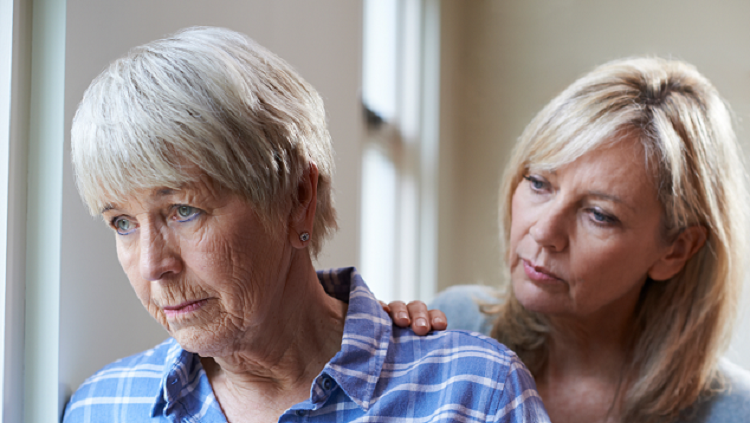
[416,318,428,328]
[433,317,445,325]
[397,312,409,321]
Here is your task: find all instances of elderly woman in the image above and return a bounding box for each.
[387,57,750,423]
[62,27,549,422]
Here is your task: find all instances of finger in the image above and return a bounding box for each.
[429,309,447,331]
[379,300,391,314]
[407,301,431,336]
[388,301,411,327]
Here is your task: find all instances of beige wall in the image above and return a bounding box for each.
[52,0,750,399]
[438,0,750,367]
[59,0,363,395]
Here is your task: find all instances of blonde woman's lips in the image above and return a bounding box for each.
[522,260,563,284]
[162,299,208,318]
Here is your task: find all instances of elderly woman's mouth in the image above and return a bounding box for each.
[162,299,209,318]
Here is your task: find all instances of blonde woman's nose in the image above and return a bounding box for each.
[529,204,568,252]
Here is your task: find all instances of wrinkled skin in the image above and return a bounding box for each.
[102,168,348,422]
[103,179,293,357]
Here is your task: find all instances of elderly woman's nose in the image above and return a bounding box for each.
[529,204,568,251]
[138,224,182,281]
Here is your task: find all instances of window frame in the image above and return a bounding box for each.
[1,0,67,421]
[360,0,440,303]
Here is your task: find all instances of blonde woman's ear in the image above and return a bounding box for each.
[648,225,707,281]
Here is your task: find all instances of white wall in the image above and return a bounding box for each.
[59,0,363,397]
[438,0,750,369]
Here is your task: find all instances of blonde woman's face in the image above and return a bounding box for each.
[509,139,673,320]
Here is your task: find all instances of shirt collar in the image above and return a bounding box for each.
[315,267,392,410]
[150,339,213,419]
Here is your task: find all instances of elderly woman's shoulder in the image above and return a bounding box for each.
[680,358,750,423]
[386,324,535,395]
[63,338,177,420]
[428,284,501,336]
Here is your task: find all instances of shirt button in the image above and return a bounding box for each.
[295,410,307,417]
[322,377,333,390]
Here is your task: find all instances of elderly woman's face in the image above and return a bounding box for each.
[509,139,673,319]
[101,179,292,356]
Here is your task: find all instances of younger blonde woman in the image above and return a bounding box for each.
[389,57,750,423]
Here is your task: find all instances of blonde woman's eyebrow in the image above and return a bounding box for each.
[586,191,636,211]
[525,166,557,175]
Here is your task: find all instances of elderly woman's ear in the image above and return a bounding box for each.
[289,162,319,249]
[648,225,707,281]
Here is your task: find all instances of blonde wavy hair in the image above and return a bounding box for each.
[489,57,748,423]
[71,26,337,255]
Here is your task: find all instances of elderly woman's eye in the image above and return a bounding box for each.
[175,205,200,222]
[112,217,136,235]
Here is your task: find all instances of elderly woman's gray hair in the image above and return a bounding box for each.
[71,26,337,255]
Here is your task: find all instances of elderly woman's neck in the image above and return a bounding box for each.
[201,253,348,399]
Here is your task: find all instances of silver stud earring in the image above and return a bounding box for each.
[299,232,310,242]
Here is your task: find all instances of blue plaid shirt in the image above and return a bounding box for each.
[63,268,549,422]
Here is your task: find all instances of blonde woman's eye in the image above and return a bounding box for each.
[175,205,200,222]
[523,175,548,191]
[588,209,619,226]
[113,217,136,235]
